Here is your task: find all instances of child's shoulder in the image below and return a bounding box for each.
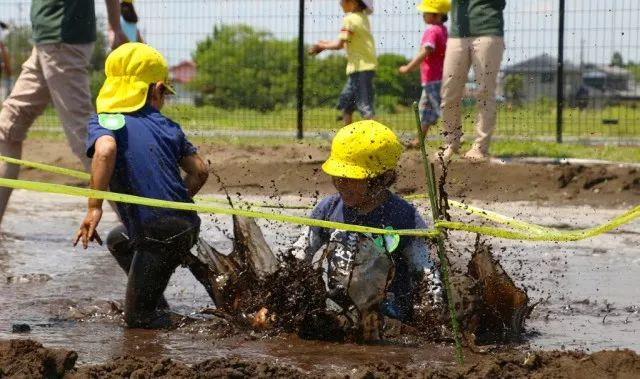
[311,193,342,217]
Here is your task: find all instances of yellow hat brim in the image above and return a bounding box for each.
[322,158,377,179]
[96,76,150,114]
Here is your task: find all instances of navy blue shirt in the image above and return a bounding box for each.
[305,192,434,320]
[86,105,200,239]
[309,192,428,251]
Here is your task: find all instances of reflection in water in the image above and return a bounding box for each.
[0,190,638,368]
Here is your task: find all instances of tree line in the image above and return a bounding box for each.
[190,25,421,112]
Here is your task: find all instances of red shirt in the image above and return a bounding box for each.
[420,23,448,85]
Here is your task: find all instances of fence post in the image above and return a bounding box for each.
[296,0,305,140]
[556,0,565,143]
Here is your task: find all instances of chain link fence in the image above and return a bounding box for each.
[0,0,638,144]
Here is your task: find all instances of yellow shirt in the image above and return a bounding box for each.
[339,12,377,75]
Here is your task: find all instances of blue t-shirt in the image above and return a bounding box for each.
[86,105,200,239]
[307,192,433,320]
[309,192,428,250]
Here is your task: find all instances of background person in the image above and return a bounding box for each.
[309,0,377,125]
[0,0,128,228]
[440,0,506,161]
[0,21,11,99]
[109,0,144,46]
[399,0,450,145]
[74,43,209,329]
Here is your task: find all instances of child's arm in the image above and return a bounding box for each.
[180,153,209,198]
[74,135,117,249]
[308,39,345,55]
[399,46,432,75]
[105,0,127,49]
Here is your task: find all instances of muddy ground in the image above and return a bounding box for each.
[1,139,638,378]
[1,339,639,378]
[20,139,640,208]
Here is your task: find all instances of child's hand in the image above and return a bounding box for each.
[73,207,104,249]
[399,65,411,75]
[308,43,324,55]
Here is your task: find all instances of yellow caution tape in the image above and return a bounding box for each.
[0,177,441,238]
[1,155,638,241]
[0,155,90,181]
[437,204,640,241]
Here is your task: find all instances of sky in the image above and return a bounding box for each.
[1,0,639,68]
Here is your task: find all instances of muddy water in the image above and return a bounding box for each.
[0,191,638,370]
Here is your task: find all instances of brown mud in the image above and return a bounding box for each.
[2,140,638,377]
[2,339,639,378]
[20,140,640,208]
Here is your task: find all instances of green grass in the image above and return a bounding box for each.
[25,102,640,138]
[19,102,640,163]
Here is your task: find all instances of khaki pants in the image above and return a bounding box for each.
[440,36,504,154]
[0,43,94,225]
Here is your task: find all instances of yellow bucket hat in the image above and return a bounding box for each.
[96,42,175,114]
[417,0,451,14]
[322,120,403,179]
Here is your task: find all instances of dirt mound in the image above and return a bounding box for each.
[2,339,639,378]
[21,140,640,207]
[348,349,640,378]
[0,339,77,378]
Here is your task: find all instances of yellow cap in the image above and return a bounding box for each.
[417,0,451,14]
[96,42,175,114]
[322,120,403,179]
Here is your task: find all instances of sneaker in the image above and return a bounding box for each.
[464,147,489,161]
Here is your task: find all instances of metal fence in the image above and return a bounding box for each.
[0,0,638,144]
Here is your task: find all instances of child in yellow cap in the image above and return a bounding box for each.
[74,42,209,329]
[293,120,442,324]
[309,0,377,125]
[399,0,450,143]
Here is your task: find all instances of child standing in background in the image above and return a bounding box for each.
[109,0,144,46]
[399,0,450,140]
[309,0,376,125]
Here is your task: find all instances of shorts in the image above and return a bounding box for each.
[419,81,442,126]
[336,70,375,118]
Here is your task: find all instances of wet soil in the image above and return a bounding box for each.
[20,140,640,208]
[1,140,638,376]
[2,339,639,378]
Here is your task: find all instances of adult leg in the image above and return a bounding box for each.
[0,47,52,225]
[440,38,472,159]
[39,43,94,170]
[467,36,505,156]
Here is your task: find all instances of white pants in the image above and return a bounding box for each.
[440,36,505,153]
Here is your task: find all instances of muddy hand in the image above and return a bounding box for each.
[73,208,104,249]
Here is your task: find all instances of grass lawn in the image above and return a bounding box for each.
[28,129,640,163]
[21,102,640,162]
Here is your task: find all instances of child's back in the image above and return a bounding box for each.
[341,11,377,75]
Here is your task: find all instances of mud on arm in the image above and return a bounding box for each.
[180,153,209,198]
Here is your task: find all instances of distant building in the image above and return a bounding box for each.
[580,64,640,107]
[501,54,582,103]
[168,60,197,104]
